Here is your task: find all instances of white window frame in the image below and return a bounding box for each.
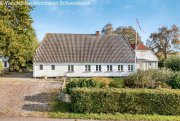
[118,65,123,71]
[85,65,91,72]
[51,65,55,70]
[68,65,74,72]
[107,65,113,71]
[128,64,134,71]
[96,65,101,72]
[39,65,43,70]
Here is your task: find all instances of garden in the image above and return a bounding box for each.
[50,56,180,121]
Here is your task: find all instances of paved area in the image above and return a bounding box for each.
[0,72,63,117]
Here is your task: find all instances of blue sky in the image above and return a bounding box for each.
[30,0,180,43]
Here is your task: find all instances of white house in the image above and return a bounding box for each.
[33,32,136,77]
[131,43,158,70]
[0,56,9,71]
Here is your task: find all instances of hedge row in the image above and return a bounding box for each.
[71,88,180,115]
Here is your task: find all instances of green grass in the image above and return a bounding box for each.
[49,100,180,121]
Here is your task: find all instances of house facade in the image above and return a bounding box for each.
[33,32,136,77]
[131,43,158,70]
[0,56,9,71]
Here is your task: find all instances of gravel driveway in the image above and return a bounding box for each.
[0,72,62,117]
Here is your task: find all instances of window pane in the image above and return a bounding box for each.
[51,65,55,70]
[99,65,101,71]
[128,65,130,71]
[121,65,123,71]
[40,65,43,70]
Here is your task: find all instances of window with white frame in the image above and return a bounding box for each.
[118,65,123,71]
[51,65,55,70]
[128,65,134,71]
[68,65,74,72]
[39,65,43,70]
[85,65,91,72]
[107,65,113,71]
[96,65,101,71]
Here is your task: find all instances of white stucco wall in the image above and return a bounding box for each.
[33,63,135,77]
[136,50,158,61]
[0,57,9,68]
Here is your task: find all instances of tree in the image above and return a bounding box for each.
[101,23,114,35]
[0,0,39,71]
[147,25,180,60]
[114,26,141,44]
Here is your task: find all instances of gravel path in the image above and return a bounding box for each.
[0,74,62,117]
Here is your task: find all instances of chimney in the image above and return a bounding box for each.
[96,31,100,37]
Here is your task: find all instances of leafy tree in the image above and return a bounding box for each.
[0,0,39,71]
[101,23,114,35]
[147,25,180,60]
[114,26,141,44]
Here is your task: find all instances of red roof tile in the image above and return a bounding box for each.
[130,43,149,50]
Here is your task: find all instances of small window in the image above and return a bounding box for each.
[68,65,74,72]
[96,65,101,71]
[40,65,43,70]
[107,65,112,71]
[118,65,123,71]
[51,65,55,70]
[4,62,7,67]
[85,65,91,72]
[128,65,134,71]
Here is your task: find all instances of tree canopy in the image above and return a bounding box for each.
[147,25,180,60]
[101,23,141,44]
[101,23,114,35]
[0,0,39,71]
[114,26,141,44]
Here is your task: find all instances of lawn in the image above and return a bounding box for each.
[49,101,180,121]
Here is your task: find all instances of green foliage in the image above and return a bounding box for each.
[0,0,39,71]
[114,26,141,44]
[101,23,114,35]
[124,69,174,88]
[71,88,180,115]
[66,78,106,94]
[165,56,180,71]
[109,78,124,88]
[168,73,180,89]
[147,25,180,60]
[0,61,3,74]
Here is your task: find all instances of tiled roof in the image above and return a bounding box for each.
[34,33,135,63]
[130,43,150,50]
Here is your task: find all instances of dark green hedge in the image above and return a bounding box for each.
[71,88,180,115]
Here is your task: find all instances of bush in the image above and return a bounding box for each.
[71,88,180,115]
[165,56,180,71]
[124,69,174,88]
[168,72,180,89]
[65,78,106,94]
[109,78,124,88]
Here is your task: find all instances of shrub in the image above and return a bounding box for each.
[168,72,180,89]
[165,56,180,71]
[71,88,180,115]
[124,69,174,88]
[65,78,106,94]
[109,78,124,88]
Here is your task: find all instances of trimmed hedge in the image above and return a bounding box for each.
[66,78,106,94]
[71,88,180,115]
